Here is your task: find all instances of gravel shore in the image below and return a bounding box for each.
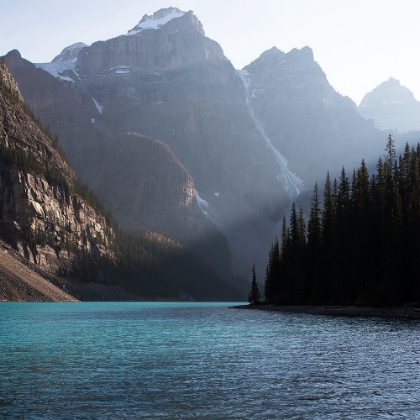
[0,240,141,302]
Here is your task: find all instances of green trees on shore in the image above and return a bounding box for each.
[264,136,420,306]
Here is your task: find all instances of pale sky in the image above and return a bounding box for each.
[1,0,419,104]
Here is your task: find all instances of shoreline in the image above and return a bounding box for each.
[232,303,420,320]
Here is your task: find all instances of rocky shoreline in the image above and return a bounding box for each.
[233,303,420,320]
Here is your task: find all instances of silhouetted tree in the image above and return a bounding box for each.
[248,264,261,305]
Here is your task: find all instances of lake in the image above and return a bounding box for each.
[1,302,420,419]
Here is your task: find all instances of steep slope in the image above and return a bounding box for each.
[0,240,78,301]
[3,49,208,243]
[0,59,245,300]
[0,58,115,279]
[243,47,384,185]
[358,78,420,133]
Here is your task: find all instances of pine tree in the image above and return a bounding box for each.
[248,264,261,305]
[307,182,322,302]
[384,134,397,167]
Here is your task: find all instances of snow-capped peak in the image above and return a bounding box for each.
[127,7,185,35]
[52,42,87,63]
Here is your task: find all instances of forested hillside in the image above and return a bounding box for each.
[264,135,420,306]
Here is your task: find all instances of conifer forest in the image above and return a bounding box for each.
[263,136,420,306]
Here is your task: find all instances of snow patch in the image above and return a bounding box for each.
[72,68,81,80]
[57,75,74,83]
[91,118,95,124]
[107,66,131,75]
[36,61,76,81]
[194,189,209,216]
[127,7,185,35]
[214,192,220,197]
[236,69,303,198]
[92,98,103,114]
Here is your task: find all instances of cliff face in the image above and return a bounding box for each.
[0,60,113,277]
[77,11,224,72]
[3,48,212,243]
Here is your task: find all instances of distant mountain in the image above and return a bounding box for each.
[242,46,383,185]
[358,78,420,133]
[3,7,386,278]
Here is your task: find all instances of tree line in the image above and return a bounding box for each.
[260,136,420,306]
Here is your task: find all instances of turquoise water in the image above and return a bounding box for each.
[1,302,420,419]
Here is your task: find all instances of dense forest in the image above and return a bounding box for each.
[261,136,420,306]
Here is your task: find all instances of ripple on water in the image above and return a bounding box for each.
[1,302,420,419]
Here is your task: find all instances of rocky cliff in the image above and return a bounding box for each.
[0,59,114,277]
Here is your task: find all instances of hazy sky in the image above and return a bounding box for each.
[1,0,419,104]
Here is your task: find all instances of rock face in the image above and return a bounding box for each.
[3,7,386,277]
[52,42,87,63]
[358,78,420,133]
[0,60,114,277]
[3,49,207,243]
[243,46,383,185]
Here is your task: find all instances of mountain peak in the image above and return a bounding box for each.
[127,7,186,35]
[52,42,87,63]
[359,77,415,108]
[386,77,401,86]
[358,78,420,132]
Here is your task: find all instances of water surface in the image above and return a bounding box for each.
[1,302,420,419]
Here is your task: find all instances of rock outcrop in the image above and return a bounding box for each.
[0,59,114,277]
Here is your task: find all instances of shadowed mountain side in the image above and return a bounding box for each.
[243,47,384,184]
[93,132,206,241]
[3,46,285,279]
[0,59,246,301]
[2,50,113,181]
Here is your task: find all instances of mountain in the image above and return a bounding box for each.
[358,78,420,133]
[242,46,383,185]
[0,58,115,283]
[0,59,245,301]
[3,7,386,278]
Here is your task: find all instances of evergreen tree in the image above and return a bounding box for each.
[307,182,322,302]
[263,136,420,307]
[248,264,261,305]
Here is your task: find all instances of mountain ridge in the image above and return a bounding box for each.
[3,7,390,279]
